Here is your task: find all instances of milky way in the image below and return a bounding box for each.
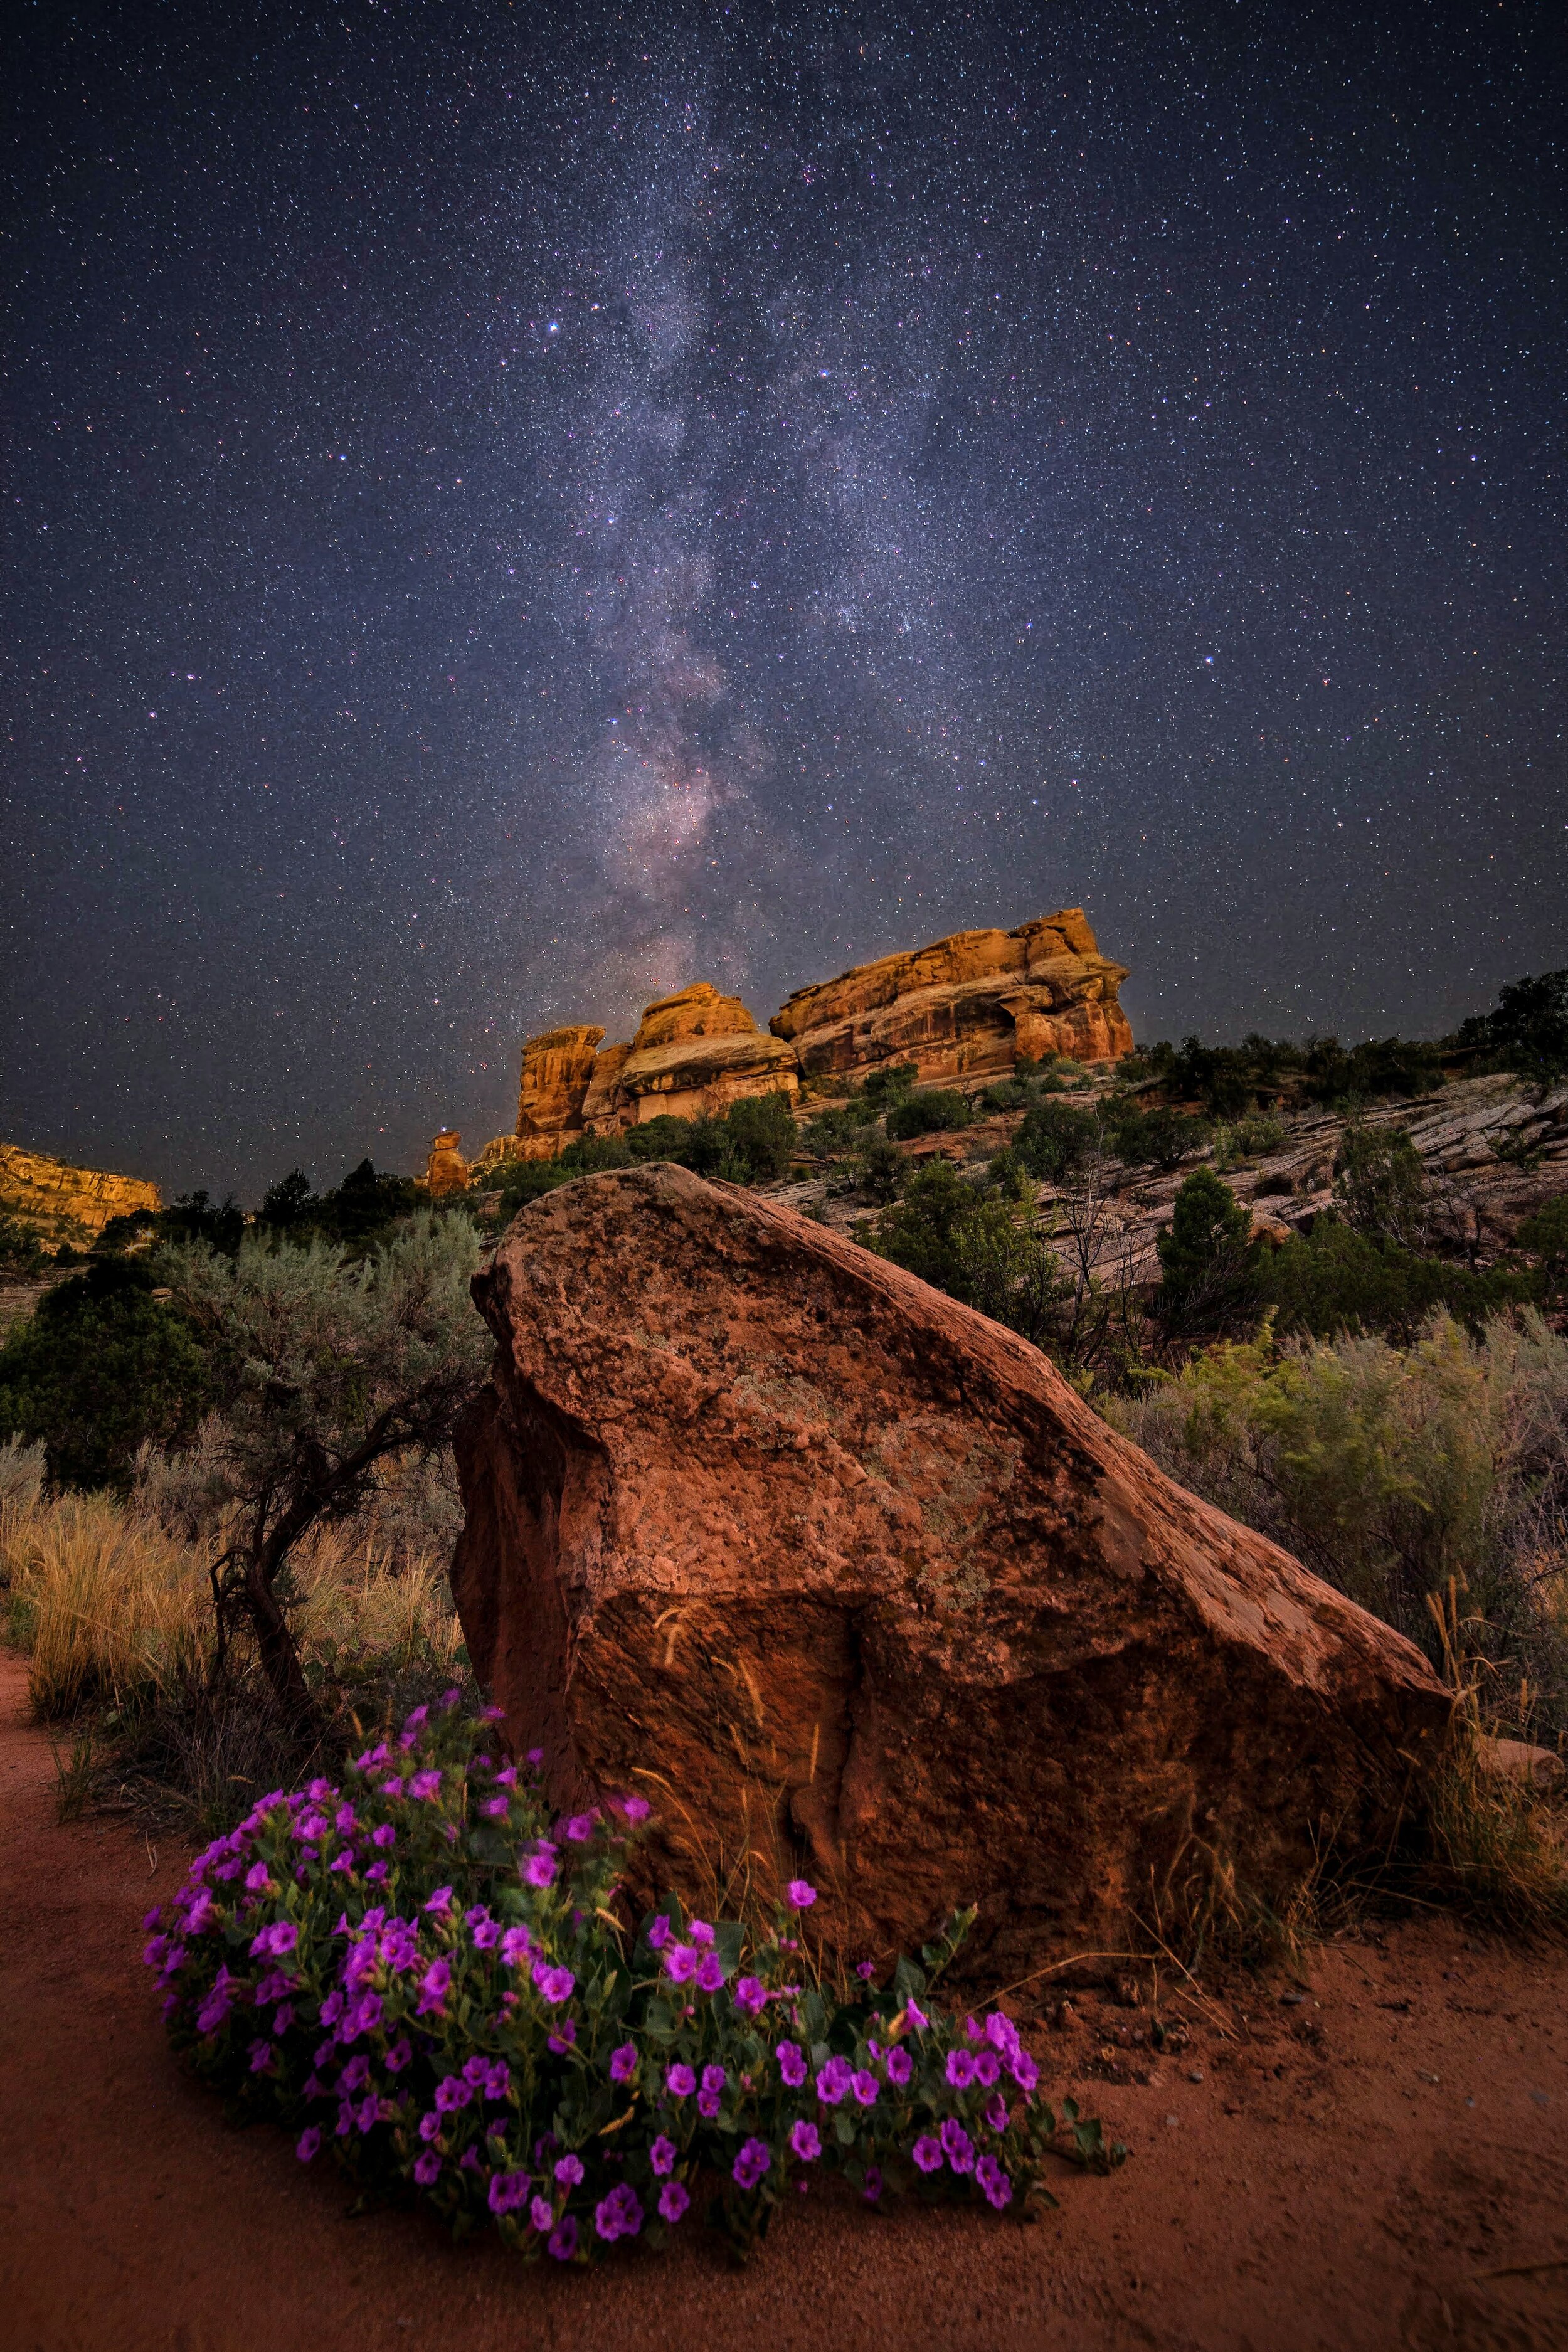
[5,3,1565,1195]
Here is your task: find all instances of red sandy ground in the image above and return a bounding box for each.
[4,1651,1566,2352]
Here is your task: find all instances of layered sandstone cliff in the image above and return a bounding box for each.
[499,910,1131,1160]
[423,1131,470,1198]
[771,908,1132,1086]
[0,1145,161,1249]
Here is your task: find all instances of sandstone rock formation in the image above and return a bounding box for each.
[0,1144,161,1251]
[515,1025,607,1162]
[452,1165,1450,1981]
[771,909,1133,1088]
[597,983,799,1128]
[423,1131,470,1198]
[512,985,799,1157]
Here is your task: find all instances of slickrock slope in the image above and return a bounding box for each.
[0,1143,161,1249]
[771,909,1133,1086]
[452,1164,1450,1981]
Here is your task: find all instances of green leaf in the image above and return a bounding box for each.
[893,1954,928,2004]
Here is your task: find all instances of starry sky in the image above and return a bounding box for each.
[5,1,1565,1199]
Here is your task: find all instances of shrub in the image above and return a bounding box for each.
[144,1697,1119,2265]
[0,1212,48,1274]
[885,1090,970,1142]
[859,1062,919,1106]
[1515,1195,1568,1301]
[0,1258,215,1492]
[1259,1222,1535,1343]
[1103,1313,1568,1730]
[1013,1100,1099,1184]
[867,1163,1065,1345]
[718,1091,798,1182]
[856,1137,904,1206]
[1110,1106,1207,1173]
[1156,1172,1257,1332]
[1337,1121,1428,1248]
[160,1216,489,1707]
[1454,968,1568,1083]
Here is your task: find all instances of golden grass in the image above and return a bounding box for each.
[1,1465,462,1722]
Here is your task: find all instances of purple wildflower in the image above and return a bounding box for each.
[911,2134,943,2173]
[789,2119,821,2162]
[386,2038,412,2074]
[485,2061,511,2100]
[732,2137,771,2191]
[856,1960,877,1981]
[295,2125,321,2163]
[423,1885,454,1914]
[886,2045,913,2087]
[694,1952,724,1994]
[973,2048,1001,2087]
[687,1919,716,1949]
[371,1823,396,1850]
[940,2117,975,2175]
[863,2164,883,2203]
[413,2151,440,2187]
[851,2069,879,2107]
[561,1813,596,1844]
[663,1943,697,1985]
[416,1957,452,2015]
[815,2055,853,2106]
[646,1917,672,1952]
[905,1998,929,2031]
[595,2183,643,2242]
[482,1796,511,1820]
[608,2042,638,2085]
[649,2134,677,2176]
[975,2154,1013,2210]
[434,2074,472,2113]
[489,2169,531,2215]
[786,1878,817,1910]
[410,1769,442,1802]
[535,1964,575,2005]
[658,2180,689,2224]
[1010,2047,1039,2097]
[945,2048,975,2089]
[734,1976,767,2016]
[983,2092,1009,2134]
[776,2040,808,2087]
[665,2062,696,2099]
[548,2217,579,2262]
[621,1794,651,1822]
[530,2195,554,2233]
[554,2152,584,2186]
[524,1851,558,1890]
[500,1925,534,1969]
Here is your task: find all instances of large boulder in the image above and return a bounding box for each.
[452,1166,1451,1981]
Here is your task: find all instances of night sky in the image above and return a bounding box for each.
[5,3,1565,1200]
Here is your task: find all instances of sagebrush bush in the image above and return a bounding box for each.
[145,1695,1118,2265]
[1105,1311,1568,1736]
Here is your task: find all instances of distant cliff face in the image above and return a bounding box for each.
[771,909,1133,1084]
[494,909,1133,1161]
[0,1145,161,1249]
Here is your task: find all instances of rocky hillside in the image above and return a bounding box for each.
[0,1144,161,1251]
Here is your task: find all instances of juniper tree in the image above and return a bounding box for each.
[160,1212,490,1710]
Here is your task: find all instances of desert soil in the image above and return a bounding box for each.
[4,1650,1566,2352]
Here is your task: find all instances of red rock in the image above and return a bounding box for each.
[423,1130,469,1198]
[516,1025,607,1161]
[586,982,799,1132]
[771,909,1133,1088]
[452,1165,1451,1981]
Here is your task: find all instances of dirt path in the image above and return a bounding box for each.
[4,1650,1567,2352]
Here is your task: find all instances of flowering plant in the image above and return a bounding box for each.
[145,1693,1121,2261]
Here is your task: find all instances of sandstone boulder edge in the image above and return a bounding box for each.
[451,1164,1451,1982]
